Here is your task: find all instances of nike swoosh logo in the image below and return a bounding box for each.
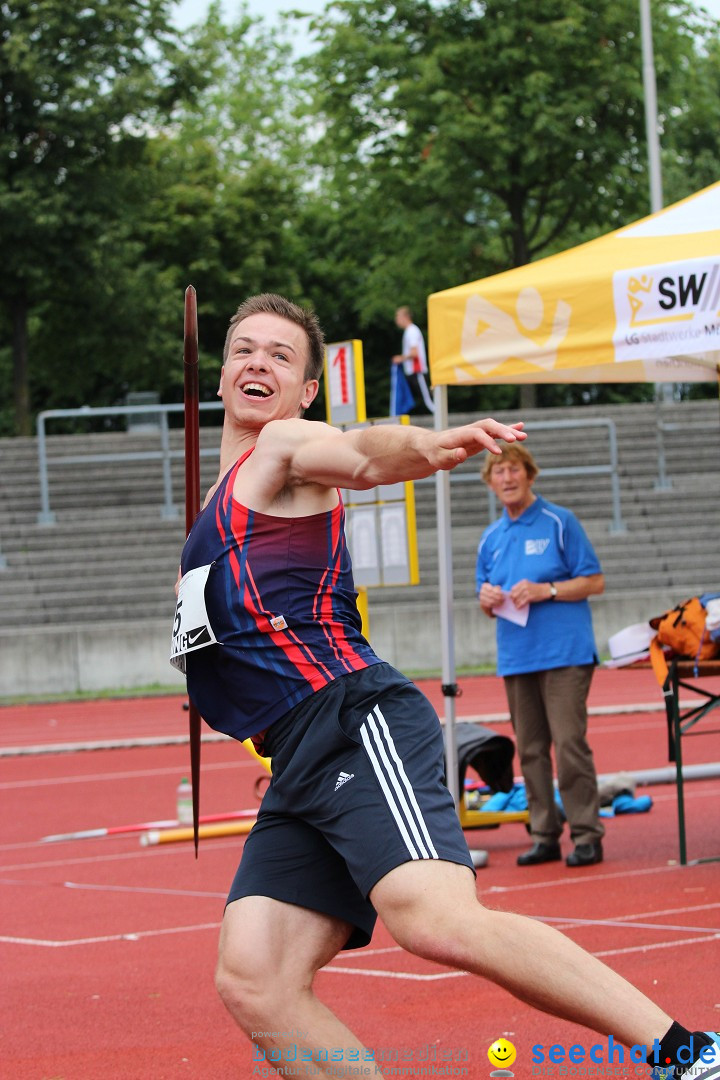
[187,628,207,646]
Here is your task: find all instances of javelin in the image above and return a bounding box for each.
[140,819,256,847]
[184,285,201,856]
[41,810,259,844]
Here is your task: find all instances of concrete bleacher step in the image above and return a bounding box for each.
[1,399,718,632]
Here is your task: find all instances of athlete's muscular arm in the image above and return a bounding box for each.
[256,417,526,493]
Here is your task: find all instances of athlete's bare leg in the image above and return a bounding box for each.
[371,859,672,1049]
[216,896,383,1078]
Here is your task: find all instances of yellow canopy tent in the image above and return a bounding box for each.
[425,183,719,807]
[428,180,720,387]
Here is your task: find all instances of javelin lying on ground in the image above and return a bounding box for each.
[41,809,259,844]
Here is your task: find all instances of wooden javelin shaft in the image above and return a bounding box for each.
[183,285,201,857]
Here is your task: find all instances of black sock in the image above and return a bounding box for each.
[658,1022,714,1075]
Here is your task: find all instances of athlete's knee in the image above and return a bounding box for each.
[215,944,279,1032]
[385,894,490,967]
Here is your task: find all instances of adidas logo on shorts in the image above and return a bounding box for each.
[334,771,355,791]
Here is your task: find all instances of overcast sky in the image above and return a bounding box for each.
[173,0,720,35]
[173,0,326,51]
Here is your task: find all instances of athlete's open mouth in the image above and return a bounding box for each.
[241,382,273,398]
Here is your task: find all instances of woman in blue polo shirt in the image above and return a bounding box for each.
[476,445,605,868]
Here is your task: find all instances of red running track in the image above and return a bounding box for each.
[1,669,719,1079]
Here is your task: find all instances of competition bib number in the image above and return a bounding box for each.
[170,564,217,673]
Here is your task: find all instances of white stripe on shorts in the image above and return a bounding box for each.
[359,704,439,861]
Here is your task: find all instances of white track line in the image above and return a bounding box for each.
[593,932,720,958]
[648,786,720,803]
[61,881,226,898]
[322,966,468,982]
[322,929,720,979]
[484,862,714,894]
[338,903,720,966]
[0,758,254,791]
[0,733,233,758]
[538,915,720,934]
[0,922,221,948]
[439,702,700,725]
[0,837,243,872]
[0,699,702,759]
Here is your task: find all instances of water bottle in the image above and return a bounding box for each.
[176,777,193,825]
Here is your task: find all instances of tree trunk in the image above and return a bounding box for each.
[519,384,537,409]
[12,296,31,437]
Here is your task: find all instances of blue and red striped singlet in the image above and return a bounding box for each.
[181,449,381,741]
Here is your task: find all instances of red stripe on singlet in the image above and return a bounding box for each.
[227,495,333,691]
[313,504,366,673]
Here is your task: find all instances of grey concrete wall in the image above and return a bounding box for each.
[0,588,677,697]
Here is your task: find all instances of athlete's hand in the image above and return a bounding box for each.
[174,566,181,598]
[429,420,525,471]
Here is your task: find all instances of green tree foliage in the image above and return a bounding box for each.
[0,0,196,433]
[0,1,316,432]
[3,1,718,433]
[128,5,314,407]
[298,0,720,415]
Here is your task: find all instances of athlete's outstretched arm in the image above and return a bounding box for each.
[263,417,526,490]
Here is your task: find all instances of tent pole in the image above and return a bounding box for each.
[639,0,674,404]
[639,0,663,214]
[434,384,460,806]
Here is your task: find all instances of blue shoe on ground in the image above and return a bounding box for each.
[648,1032,720,1078]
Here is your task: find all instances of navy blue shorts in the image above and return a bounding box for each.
[226,663,474,949]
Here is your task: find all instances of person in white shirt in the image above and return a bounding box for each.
[392,305,435,414]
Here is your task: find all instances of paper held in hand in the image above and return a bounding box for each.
[170,563,218,673]
[492,595,530,627]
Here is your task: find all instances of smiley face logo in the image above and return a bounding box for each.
[488,1037,517,1073]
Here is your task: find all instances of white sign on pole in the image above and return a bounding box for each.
[325,340,366,426]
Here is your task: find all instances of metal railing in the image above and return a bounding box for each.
[487,418,626,534]
[36,408,627,532]
[36,403,223,526]
[418,417,627,535]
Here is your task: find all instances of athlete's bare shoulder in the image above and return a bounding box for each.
[236,419,341,514]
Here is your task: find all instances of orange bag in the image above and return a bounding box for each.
[649,596,719,686]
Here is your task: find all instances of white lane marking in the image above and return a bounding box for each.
[485,862,700,894]
[322,966,468,982]
[321,929,720,979]
[549,900,720,934]
[437,703,701,725]
[647,786,720,803]
[609,900,720,919]
[0,837,243,872]
[61,881,227,898]
[538,915,720,934]
[0,733,233,758]
[0,922,221,948]
[593,931,720,958]
[0,759,251,791]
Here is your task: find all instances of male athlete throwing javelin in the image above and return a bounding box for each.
[176,294,718,1079]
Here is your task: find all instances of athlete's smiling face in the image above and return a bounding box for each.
[220,312,319,428]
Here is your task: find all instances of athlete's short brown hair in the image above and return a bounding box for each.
[223,294,325,381]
